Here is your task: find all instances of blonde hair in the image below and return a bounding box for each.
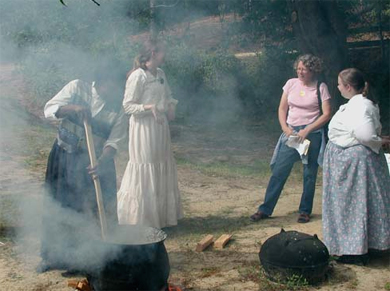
[127,39,164,79]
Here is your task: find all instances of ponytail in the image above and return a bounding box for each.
[362,81,369,97]
[127,38,163,80]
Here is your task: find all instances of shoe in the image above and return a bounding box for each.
[337,254,369,266]
[297,213,310,223]
[250,211,269,222]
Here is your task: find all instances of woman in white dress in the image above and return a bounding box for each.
[117,40,183,228]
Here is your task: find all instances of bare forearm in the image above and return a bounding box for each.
[99,146,116,163]
[278,108,289,131]
[56,105,77,118]
[305,113,331,133]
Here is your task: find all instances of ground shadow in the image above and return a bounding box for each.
[163,214,312,240]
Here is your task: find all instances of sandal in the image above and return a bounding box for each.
[250,211,269,222]
[297,213,310,223]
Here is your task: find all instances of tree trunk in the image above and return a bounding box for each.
[288,0,349,110]
[150,0,157,40]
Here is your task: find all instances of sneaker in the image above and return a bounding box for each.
[297,213,310,223]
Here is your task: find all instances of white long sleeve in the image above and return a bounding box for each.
[328,94,382,153]
[352,109,382,154]
[123,70,147,115]
[44,79,83,120]
[104,110,127,151]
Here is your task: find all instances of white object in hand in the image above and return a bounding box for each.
[286,135,311,156]
[385,153,390,173]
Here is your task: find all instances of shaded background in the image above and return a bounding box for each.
[0,0,389,131]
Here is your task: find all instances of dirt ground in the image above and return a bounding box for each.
[0,64,389,291]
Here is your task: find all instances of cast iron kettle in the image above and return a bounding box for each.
[259,229,330,284]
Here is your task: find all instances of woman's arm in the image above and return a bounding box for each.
[123,72,147,115]
[297,100,332,143]
[278,92,294,137]
[353,115,383,154]
[123,72,164,123]
[44,80,90,121]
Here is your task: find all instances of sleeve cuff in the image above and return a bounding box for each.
[103,143,118,151]
[44,104,61,120]
[169,98,178,106]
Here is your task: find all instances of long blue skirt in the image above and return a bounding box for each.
[322,141,390,256]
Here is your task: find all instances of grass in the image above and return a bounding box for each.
[238,263,310,291]
[199,267,222,278]
[175,154,311,192]
[164,213,255,241]
[0,197,19,230]
[176,156,271,178]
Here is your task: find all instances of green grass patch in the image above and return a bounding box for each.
[176,156,271,178]
[176,155,307,185]
[238,262,310,291]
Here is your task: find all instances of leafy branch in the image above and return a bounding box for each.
[59,0,100,7]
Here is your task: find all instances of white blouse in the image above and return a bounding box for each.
[123,68,178,116]
[328,94,382,153]
[44,79,127,151]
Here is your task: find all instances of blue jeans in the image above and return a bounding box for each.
[258,127,322,216]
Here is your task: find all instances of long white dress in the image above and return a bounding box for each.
[117,68,183,228]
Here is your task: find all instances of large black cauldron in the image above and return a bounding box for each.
[259,229,329,284]
[86,225,170,291]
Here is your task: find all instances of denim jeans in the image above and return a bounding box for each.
[258,127,322,216]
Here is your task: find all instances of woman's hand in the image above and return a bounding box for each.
[152,105,164,124]
[381,135,390,152]
[87,163,100,180]
[282,126,294,138]
[297,128,310,143]
[144,104,164,124]
[87,146,116,179]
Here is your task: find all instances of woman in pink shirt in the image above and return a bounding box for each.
[251,54,332,223]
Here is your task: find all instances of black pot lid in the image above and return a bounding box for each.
[260,229,329,268]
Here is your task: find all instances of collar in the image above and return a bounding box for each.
[347,94,364,105]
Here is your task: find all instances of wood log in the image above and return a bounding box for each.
[67,279,79,288]
[67,279,91,291]
[195,235,214,252]
[214,234,232,249]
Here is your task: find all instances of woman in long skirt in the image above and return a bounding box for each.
[322,68,390,265]
[117,40,183,229]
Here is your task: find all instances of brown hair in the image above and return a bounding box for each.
[338,68,373,102]
[127,39,164,79]
[294,54,323,75]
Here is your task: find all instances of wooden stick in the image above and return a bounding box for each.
[195,235,214,252]
[84,120,108,241]
[214,234,233,249]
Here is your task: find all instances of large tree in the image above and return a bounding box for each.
[287,0,349,108]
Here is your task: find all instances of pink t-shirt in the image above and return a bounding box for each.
[283,78,331,126]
